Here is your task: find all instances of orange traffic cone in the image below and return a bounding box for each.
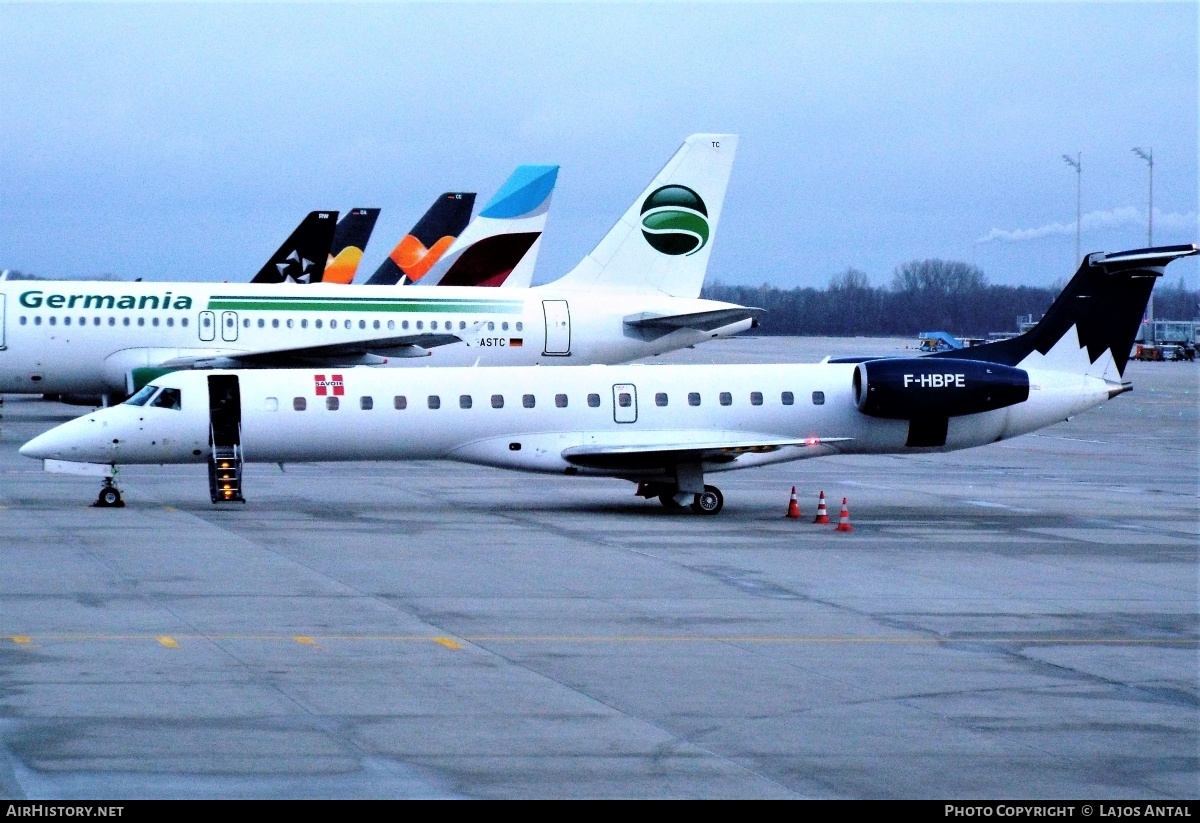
[812,491,830,524]
[835,497,854,532]
[785,486,801,519]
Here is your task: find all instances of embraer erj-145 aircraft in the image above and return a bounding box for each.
[22,245,1197,512]
[0,135,754,402]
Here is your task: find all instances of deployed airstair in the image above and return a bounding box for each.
[207,375,246,503]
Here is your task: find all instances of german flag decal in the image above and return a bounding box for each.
[509,338,523,347]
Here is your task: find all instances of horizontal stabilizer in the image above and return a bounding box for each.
[623,307,763,341]
[562,433,851,471]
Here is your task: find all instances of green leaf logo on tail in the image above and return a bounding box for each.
[640,185,709,256]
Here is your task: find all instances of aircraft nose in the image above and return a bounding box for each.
[20,417,102,461]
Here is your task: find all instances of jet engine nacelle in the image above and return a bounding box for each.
[853,358,1030,419]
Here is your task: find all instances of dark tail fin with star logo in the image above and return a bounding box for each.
[250,211,339,284]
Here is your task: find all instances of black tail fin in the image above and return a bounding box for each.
[250,211,339,284]
[934,244,1198,376]
[365,193,475,286]
[322,208,381,284]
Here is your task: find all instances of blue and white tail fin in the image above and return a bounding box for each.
[933,244,1199,379]
[416,165,558,288]
[549,134,737,297]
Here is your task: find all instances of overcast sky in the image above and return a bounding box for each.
[1,2,1196,290]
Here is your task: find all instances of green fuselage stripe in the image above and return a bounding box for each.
[206,296,523,313]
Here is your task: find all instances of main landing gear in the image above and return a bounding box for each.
[94,478,124,508]
[640,482,725,515]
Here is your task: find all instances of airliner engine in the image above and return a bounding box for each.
[853,358,1029,419]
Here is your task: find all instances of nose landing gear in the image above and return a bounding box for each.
[94,478,124,508]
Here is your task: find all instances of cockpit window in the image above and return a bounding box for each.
[125,385,159,406]
[150,388,182,410]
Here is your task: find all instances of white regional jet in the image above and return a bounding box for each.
[21,245,1197,511]
[0,135,755,404]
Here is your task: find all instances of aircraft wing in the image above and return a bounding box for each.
[622,307,763,341]
[158,333,463,369]
[561,432,852,471]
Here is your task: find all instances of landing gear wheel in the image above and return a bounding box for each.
[690,485,723,515]
[659,493,684,509]
[95,486,123,508]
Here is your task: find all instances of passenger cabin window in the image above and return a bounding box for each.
[587,393,600,408]
[750,392,763,406]
[491,395,504,409]
[460,395,472,409]
[360,396,373,410]
[125,385,159,406]
[655,393,668,407]
[812,391,825,406]
[555,394,568,408]
[293,397,307,411]
[394,395,407,410]
[150,388,182,410]
[428,395,440,409]
[522,394,535,409]
[265,397,279,412]
[688,392,701,407]
[781,391,794,406]
[719,392,732,406]
[326,397,339,411]
[618,392,632,408]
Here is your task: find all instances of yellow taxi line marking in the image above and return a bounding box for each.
[162,506,175,511]
[294,636,316,645]
[156,636,179,648]
[434,637,464,650]
[11,636,30,644]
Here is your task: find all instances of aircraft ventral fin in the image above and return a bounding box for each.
[561,434,852,471]
[158,333,462,370]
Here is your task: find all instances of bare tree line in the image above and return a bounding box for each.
[703,259,1200,338]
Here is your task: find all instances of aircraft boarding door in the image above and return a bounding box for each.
[542,300,571,356]
[612,384,638,424]
[207,374,245,503]
[221,311,239,342]
[199,311,216,341]
[0,293,6,351]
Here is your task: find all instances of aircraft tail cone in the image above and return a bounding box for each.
[785,486,801,519]
[835,497,854,532]
[812,491,830,524]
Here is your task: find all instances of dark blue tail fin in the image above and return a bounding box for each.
[933,244,1198,376]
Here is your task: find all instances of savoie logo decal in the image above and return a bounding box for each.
[640,185,709,256]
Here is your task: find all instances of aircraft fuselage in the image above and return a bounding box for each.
[0,281,752,395]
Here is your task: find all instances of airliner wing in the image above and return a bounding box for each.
[159,333,463,369]
[561,433,852,471]
[622,307,763,341]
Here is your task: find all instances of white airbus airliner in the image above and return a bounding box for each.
[0,135,754,402]
[22,245,1196,512]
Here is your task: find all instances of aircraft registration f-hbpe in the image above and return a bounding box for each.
[21,245,1197,512]
[0,135,755,404]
